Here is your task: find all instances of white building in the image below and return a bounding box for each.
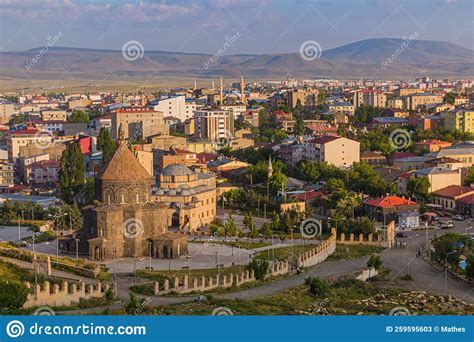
[152,95,197,122]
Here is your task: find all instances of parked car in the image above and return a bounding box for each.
[440,221,454,229]
[452,214,464,221]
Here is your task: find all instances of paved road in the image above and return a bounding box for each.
[0,225,34,243]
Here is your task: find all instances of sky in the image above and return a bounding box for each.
[0,0,473,54]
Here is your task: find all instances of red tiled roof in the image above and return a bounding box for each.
[307,135,341,144]
[294,191,325,201]
[457,193,474,204]
[432,185,474,198]
[415,139,450,146]
[196,152,218,163]
[364,195,417,208]
[9,129,41,135]
[389,152,416,160]
[29,160,60,168]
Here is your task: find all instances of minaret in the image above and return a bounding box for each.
[219,76,223,105]
[267,155,273,179]
[240,75,246,105]
[212,79,215,91]
[194,79,197,90]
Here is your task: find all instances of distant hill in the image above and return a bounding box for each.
[0,38,472,81]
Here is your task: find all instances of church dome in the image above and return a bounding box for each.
[162,164,193,177]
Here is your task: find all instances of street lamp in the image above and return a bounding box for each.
[445,250,457,296]
[75,238,80,260]
[48,212,67,262]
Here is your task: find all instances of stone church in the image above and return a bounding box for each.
[71,127,193,261]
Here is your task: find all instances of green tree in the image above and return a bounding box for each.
[224,215,237,237]
[0,281,29,311]
[295,117,305,137]
[304,277,329,297]
[367,254,383,269]
[59,141,85,202]
[246,258,269,280]
[269,171,287,194]
[243,212,257,237]
[464,166,474,186]
[97,127,117,163]
[123,293,147,315]
[68,110,90,123]
[443,92,458,105]
[407,176,430,203]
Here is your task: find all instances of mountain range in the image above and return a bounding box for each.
[0,38,473,83]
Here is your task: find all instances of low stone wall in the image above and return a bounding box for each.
[153,229,337,296]
[23,281,107,308]
[154,270,255,295]
[296,229,336,268]
[355,267,378,282]
[337,233,384,247]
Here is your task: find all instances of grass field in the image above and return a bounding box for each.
[327,245,385,261]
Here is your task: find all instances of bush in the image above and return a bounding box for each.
[246,259,269,280]
[367,254,383,269]
[0,281,29,311]
[304,277,329,297]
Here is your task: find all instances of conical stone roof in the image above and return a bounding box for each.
[98,139,151,182]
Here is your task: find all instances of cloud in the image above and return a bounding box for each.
[0,0,199,23]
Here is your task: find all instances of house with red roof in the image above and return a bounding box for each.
[413,139,451,153]
[363,195,420,229]
[431,185,474,213]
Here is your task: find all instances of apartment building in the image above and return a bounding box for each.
[7,129,55,161]
[194,109,234,141]
[28,160,60,185]
[0,98,15,124]
[40,109,67,122]
[406,93,443,111]
[305,136,360,168]
[151,95,197,122]
[111,108,169,140]
[440,109,474,133]
[426,141,474,167]
[0,160,15,187]
[329,102,355,114]
[352,90,386,108]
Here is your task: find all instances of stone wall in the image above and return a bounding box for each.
[153,270,255,296]
[337,232,384,246]
[296,228,337,268]
[152,228,337,296]
[23,281,107,308]
[355,267,379,282]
